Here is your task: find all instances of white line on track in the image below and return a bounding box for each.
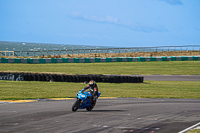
[178,122,200,133]
[0,111,16,113]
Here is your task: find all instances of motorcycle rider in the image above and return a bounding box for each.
[81,80,98,106]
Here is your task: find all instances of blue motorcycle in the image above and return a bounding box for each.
[72,91,101,112]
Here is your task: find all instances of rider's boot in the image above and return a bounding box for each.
[91,100,96,108]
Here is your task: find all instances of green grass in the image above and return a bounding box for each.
[0,61,200,75]
[186,129,200,133]
[0,61,200,100]
[1,80,200,100]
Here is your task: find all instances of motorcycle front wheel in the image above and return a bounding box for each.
[72,100,80,112]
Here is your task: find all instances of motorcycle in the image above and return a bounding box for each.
[72,90,101,112]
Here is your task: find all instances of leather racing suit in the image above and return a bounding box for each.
[81,84,98,102]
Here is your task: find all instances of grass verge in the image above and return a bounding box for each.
[186,129,200,133]
[0,61,200,75]
[0,80,200,100]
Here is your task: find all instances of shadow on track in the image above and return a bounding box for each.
[90,110,126,112]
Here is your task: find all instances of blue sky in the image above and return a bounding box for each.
[0,0,200,47]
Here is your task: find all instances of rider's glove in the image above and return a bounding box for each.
[81,89,85,93]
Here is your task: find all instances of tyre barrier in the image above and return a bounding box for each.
[0,72,143,83]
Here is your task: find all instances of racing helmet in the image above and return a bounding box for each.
[89,80,96,87]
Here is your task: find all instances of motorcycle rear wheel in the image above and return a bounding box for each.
[86,103,96,111]
[72,100,80,112]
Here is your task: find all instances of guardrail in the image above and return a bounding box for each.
[1,45,199,57]
[0,51,15,57]
[0,56,199,63]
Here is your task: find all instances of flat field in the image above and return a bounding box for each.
[0,80,200,100]
[0,61,200,75]
[0,61,200,100]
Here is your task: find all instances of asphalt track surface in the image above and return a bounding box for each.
[140,75,200,81]
[1,98,200,133]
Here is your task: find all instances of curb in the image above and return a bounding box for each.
[0,97,117,103]
[0,100,38,103]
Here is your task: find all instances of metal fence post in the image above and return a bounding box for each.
[198,45,200,54]
[199,45,200,52]
[9,45,199,58]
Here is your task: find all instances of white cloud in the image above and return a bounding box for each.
[70,12,167,33]
[71,12,119,24]
[159,0,183,5]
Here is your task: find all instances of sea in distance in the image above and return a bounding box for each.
[0,41,109,51]
[0,41,114,56]
[0,41,198,57]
